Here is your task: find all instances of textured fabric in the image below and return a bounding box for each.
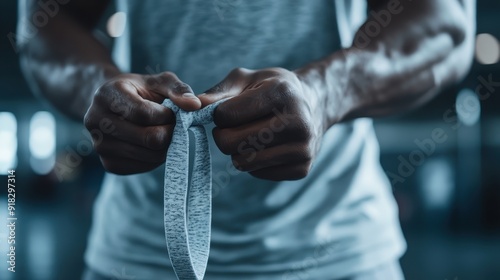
[161,99,226,280]
[85,1,407,279]
[82,261,404,280]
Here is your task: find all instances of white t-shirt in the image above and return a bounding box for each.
[85,1,406,279]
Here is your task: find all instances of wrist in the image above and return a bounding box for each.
[294,73,328,136]
[294,51,350,133]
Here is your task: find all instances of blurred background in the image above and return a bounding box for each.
[0,1,499,280]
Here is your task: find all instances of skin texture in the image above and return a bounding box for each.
[18,0,475,180]
[84,73,201,174]
[198,68,322,180]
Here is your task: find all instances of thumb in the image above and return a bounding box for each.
[197,86,234,108]
[147,71,202,111]
[198,68,253,107]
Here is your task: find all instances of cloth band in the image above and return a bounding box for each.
[162,99,225,280]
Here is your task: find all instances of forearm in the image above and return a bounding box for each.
[295,0,475,130]
[18,0,118,121]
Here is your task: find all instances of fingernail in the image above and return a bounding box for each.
[182,92,197,99]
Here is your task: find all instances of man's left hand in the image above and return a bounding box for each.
[198,67,325,181]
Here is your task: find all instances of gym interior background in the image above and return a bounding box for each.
[1,1,499,279]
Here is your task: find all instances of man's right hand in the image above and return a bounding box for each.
[84,72,201,175]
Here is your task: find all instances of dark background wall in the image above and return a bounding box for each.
[0,1,499,280]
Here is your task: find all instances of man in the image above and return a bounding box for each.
[18,0,475,279]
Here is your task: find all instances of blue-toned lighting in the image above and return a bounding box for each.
[29,111,56,174]
[0,112,18,175]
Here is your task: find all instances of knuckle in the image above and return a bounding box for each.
[216,141,233,155]
[83,112,94,129]
[265,80,294,107]
[213,106,235,127]
[93,86,109,104]
[171,81,192,94]
[275,80,296,99]
[152,153,167,163]
[93,141,102,153]
[100,158,115,173]
[295,146,313,162]
[145,75,161,89]
[295,171,308,180]
[109,79,130,92]
[127,104,142,120]
[130,102,151,122]
[287,119,312,141]
[160,71,176,80]
[295,164,312,179]
[93,141,105,154]
[212,129,232,155]
[156,71,176,86]
[144,127,166,150]
[230,67,246,76]
[83,109,105,131]
[231,156,245,171]
[301,125,314,141]
[228,67,252,80]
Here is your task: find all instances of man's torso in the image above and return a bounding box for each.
[85,1,406,279]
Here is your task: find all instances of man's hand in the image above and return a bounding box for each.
[198,68,325,181]
[84,72,202,175]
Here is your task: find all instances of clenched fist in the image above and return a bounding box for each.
[84,72,201,175]
[198,67,326,181]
